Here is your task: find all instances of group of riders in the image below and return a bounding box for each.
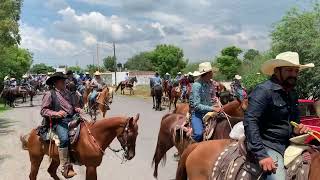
[10,50,319,179]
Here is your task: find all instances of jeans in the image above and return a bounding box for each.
[181,86,187,98]
[55,119,70,148]
[265,147,285,180]
[90,90,98,102]
[191,112,204,142]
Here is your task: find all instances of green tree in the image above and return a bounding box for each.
[103,56,116,71]
[244,49,260,61]
[182,62,199,74]
[0,0,22,47]
[124,52,153,71]
[68,66,83,73]
[30,63,55,74]
[85,64,105,74]
[215,46,242,80]
[270,4,320,99]
[148,44,187,76]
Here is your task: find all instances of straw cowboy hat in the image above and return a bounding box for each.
[94,71,101,76]
[261,51,315,76]
[47,72,53,75]
[198,62,216,75]
[193,71,201,77]
[235,75,242,80]
[46,72,67,85]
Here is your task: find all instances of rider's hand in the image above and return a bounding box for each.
[213,107,222,113]
[294,123,311,135]
[75,107,84,114]
[259,157,277,173]
[56,110,67,118]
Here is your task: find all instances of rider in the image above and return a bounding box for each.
[10,78,17,87]
[41,72,82,178]
[244,51,313,179]
[230,74,247,100]
[190,62,221,142]
[89,71,106,104]
[3,75,10,87]
[66,70,78,86]
[124,72,129,85]
[180,74,190,101]
[164,72,171,81]
[84,72,92,81]
[151,72,162,87]
[188,72,194,83]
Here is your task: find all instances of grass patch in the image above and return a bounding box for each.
[133,85,151,97]
[0,103,9,113]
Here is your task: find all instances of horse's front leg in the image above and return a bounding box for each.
[86,166,97,180]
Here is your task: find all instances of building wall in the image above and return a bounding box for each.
[101,71,155,86]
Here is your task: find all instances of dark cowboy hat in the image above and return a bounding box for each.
[46,72,67,85]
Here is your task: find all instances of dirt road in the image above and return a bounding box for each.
[0,95,176,180]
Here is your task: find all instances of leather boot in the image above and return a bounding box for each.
[58,148,77,178]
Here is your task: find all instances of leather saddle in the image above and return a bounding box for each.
[211,137,314,180]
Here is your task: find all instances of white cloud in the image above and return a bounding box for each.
[81,31,97,46]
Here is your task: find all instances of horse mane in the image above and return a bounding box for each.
[89,116,127,129]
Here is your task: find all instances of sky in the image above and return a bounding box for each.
[19,0,313,67]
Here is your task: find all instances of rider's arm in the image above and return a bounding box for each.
[190,83,213,114]
[40,92,59,118]
[243,86,270,161]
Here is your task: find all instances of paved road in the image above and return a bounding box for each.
[0,95,177,180]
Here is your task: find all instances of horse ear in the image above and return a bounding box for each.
[134,113,140,123]
[128,117,134,127]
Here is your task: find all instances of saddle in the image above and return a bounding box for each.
[211,137,314,180]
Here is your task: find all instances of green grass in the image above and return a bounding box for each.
[0,103,9,113]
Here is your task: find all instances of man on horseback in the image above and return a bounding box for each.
[66,70,78,87]
[84,72,92,81]
[41,72,82,178]
[230,74,247,101]
[89,71,106,105]
[180,74,190,101]
[190,62,221,142]
[244,52,314,179]
[124,72,129,85]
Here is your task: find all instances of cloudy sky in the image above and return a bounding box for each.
[20,0,312,67]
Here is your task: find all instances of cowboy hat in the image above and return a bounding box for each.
[85,72,90,75]
[4,75,9,80]
[198,62,214,75]
[165,72,170,75]
[46,72,67,85]
[188,72,193,76]
[193,71,201,77]
[235,75,242,80]
[94,71,101,76]
[177,72,182,75]
[47,72,53,75]
[22,74,28,78]
[10,78,16,81]
[261,51,315,76]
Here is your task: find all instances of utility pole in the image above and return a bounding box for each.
[113,42,117,85]
[96,43,99,71]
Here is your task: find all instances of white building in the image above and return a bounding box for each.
[100,71,155,86]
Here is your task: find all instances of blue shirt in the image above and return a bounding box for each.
[150,76,162,88]
[189,79,214,115]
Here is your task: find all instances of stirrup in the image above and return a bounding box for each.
[62,163,77,179]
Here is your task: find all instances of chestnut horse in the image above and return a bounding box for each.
[176,139,320,180]
[20,114,140,180]
[88,86,110,120]
[152,99,248,178]
[82,81,92,110]
[169,86,182,111]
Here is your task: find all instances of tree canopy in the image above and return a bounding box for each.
[244,49,260,62]
[124,52,153,71]
[103,56,116,71]
[215,46,242,80]
[30,63,55,74]
[67,66,83,73]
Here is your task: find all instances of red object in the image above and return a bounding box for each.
[303,125,320,144]
[298,99,315,103]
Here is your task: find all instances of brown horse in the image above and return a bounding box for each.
[152,99,247,178]
[88,86,110,120]
[176,139,320,180]
[115,76,137,95]
[20,114,140,180]
[82,81,92,110]
[169,86,182,111]
[162,80,171,97]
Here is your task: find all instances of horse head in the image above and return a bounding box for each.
[66,81,77,92]
[117,113,140,160]
[130,76,138,83]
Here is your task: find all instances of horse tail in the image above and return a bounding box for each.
[115,82,121,92]
[175,143,199,180]
[20,134,29,150]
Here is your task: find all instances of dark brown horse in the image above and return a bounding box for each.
[20,114,140,180]
[88,86,110,120]
[152,99,247,178]
[176,139,320,180]
[115,76,137,95]
[162,80,171,97]
[169,86,182,111]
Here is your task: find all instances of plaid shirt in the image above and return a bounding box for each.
[190,79,215,115]
[41,89,74,117]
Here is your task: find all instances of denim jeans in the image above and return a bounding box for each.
[264,147,285,180]
[90,90,98,102]
[181,86,187,98]
[55,119,70,148]
[191,112,204,142]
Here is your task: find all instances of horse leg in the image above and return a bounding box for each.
[47,160,60,180]
[152,96,155,109]
[30,96,33,106]
[29,155,44,180]
[86,166,97,180]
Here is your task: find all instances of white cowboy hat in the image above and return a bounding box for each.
[256,72,261,75]
[94,71,101,76]
[188,72,193,75]
[165,72,170,75]
[193,71,201,77]
[177,72,182,75]
[10,78,16,81]
[22,74,28,78]
[4,75,9,80]
[47,72,53,75]
[85,72,90,74]
[198,62,213,75]
[261,51,315,76]
[235,75,242,80]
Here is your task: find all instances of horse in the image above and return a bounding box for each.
[115,76,137,95]
[169,86,182,111]
[20,114,140,180]
[162,80,171,97]
[66,81,83,108]
[88,86,110,120]
[82,81,93,111]
[151,85,163,111]
[0,87,15,107]
[176,139,320,180]
[151,99,248,178]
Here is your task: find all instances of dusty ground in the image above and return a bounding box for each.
[0,94,177,180]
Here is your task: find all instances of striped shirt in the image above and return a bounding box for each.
[41,89,74,117]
